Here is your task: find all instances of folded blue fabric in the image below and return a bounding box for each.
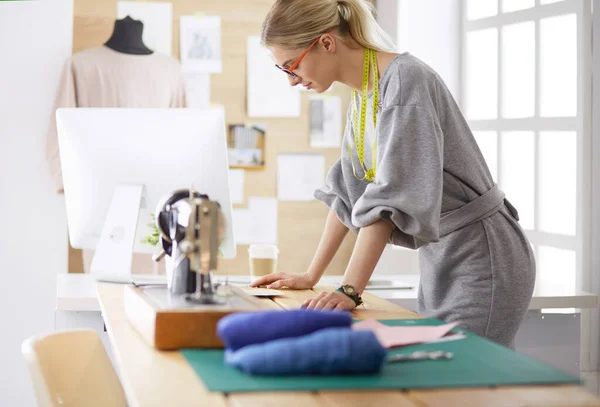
[217,309,352,351]
[224,327,386,375]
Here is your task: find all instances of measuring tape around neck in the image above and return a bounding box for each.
[348,48,379,182]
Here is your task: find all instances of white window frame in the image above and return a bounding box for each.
[460,0,592,292]
[589,0,600,388]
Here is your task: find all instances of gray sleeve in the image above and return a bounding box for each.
[351,104,444,247]
[314,158,359,234]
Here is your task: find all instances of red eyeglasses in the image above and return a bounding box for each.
[275,31,333,78]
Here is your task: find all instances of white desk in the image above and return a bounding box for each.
[56,273,598,313]
[365,275,599,311]
[56,273,102,311]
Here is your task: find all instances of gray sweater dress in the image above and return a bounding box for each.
[314,53,536,348]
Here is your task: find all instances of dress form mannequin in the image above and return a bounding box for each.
[104,16,153,55]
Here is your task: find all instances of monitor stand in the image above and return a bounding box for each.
[90,184,144,283]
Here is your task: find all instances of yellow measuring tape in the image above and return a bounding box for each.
[348,48,379,182]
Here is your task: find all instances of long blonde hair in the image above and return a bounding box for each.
[261,0,395,52]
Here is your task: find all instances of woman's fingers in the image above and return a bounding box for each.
[301,292,355,310]
[334,302,348,311]
[315,294,334,310]
[301,296,317,308]
[249,272,284,287]
[306,293,334,310]
[321,298,340,310]
[304,292,327,309]
[267,278,294,289]
[301,292,358,311]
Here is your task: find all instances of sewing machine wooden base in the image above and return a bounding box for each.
[124,284,271,350]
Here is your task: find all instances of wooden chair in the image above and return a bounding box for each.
[22,329,127,407]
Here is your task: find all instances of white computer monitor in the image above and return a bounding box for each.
[56,107,236,282]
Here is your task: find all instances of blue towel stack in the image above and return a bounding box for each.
[217,309,387,376]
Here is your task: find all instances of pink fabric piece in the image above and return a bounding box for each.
[352,319,459,348]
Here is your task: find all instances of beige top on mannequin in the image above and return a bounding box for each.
[46,45,186,193]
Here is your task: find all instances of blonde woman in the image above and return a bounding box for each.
[251,0,535,348]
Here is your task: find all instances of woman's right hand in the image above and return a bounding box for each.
[249,272,316,290]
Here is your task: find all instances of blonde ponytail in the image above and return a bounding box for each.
[261,0,395,52]
[336,0,395,52]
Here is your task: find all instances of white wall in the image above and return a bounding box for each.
[0,1,73,405]
[375,0,461,275]
[396,0,461,99]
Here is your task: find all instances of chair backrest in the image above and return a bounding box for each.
[22,329,127,407]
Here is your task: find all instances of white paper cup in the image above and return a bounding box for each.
[248,244,279,277]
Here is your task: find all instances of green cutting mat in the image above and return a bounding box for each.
[180,319,580,393]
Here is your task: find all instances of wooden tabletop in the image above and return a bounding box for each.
[97,283,600,407]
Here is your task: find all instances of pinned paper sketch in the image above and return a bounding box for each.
[228,169,245,204]
[232,197,277,245]
[227,124,265,169]
[183,73,210,108]
[247,36,300,118]
[277,154,325,201]
[117,2,172,55]
[180,15,222,73]
[310,96,342,148]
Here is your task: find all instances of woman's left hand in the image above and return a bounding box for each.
[301,291,357,311]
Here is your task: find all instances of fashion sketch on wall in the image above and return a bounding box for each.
[180,15,222,73]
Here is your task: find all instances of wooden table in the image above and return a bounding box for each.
[97,283,600,407]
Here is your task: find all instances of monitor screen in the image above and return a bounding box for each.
[56,107,236,259]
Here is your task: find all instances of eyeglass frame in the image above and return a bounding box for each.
[274,30,334,78]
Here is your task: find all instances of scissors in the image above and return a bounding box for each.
[387,350,454,363]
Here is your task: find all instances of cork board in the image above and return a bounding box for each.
[69,0,359,276]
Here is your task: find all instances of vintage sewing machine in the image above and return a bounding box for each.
[124,189,269,350]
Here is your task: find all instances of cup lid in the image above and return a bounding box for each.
[248,244,279,258]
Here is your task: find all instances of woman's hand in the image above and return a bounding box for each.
[249,272,316,290]
[302,291,356,311]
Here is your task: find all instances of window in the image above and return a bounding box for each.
[462,0,591,289]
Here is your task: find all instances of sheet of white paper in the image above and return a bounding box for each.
[232,208,253,245]
[117,2,172,55]
[310,96,342,148]
[248,197,278,244]
[232,198,278,245]
[277,154,325,201]
[228,169,245,204]
[247,36,300,118]
[183,73,210,108]
[180,15,222,73]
